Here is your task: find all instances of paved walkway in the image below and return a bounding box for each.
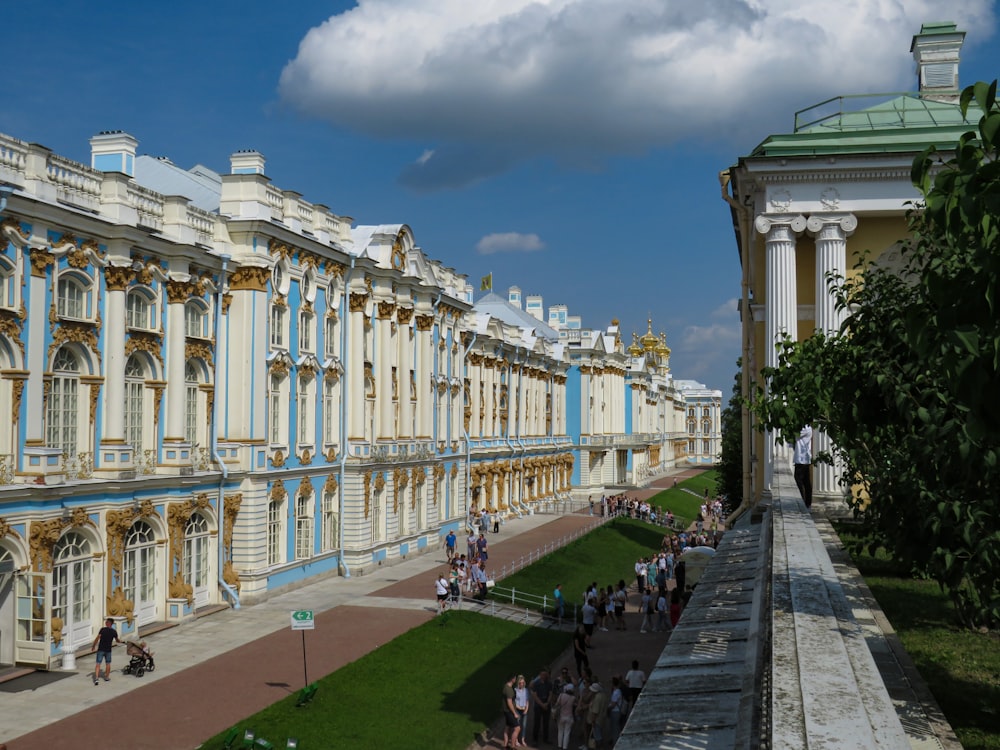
[1,472,695,750]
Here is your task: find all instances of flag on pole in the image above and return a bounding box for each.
[480,273,493,291]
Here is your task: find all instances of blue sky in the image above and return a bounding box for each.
[3,1,996,392]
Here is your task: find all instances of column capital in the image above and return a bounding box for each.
[754,213,806,235]
[806,212,857,236]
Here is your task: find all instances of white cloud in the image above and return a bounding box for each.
[416,149,435,166]
[476,232,546,255]
[279,1,995,188]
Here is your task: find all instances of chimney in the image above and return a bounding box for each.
[508,285,522,310]
[90,131,138,176]
[911,22,966,103]
[230,149,266,175]
[525,295,544,322]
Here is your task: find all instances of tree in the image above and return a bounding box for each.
[752,81,1000,629]
[715,361,744,514]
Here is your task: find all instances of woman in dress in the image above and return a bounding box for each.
[555,682,577,750]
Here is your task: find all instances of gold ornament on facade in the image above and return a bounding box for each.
[29,248,55,278]
[349,292,369,313]
[390,240,406,271]
[324,446,337,462]
[269,358,290,378]
[29,509,94,573]
[270,450,285,468]
[221,493,242,594]
[324,475,338,495]
[184,339,214,370]
[268,240,293,261]
[126,331,165,366]
[228,266,269,291]
[270,480,287,504]
[103,265,133,292]
[48,320,101,364]
[376,300,396,319]
[300,448,312,465]
[0,516,19,542]
[363,471,372,518]
[373,472,385,492]
[0,310,25,357]
[450,463,458,479]
[298,476,314,499]
[415,314,434,331]
[152,385,164,427]
[166,280,198,304]
[221,293,233,315]
[396,307,413,325]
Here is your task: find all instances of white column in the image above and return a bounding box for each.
[164,282,189,444]
[755,214,806,490]
[470,355,482,438]
[348,293,367,440]
[415,314,433,439]
[809,213,857,496]
[101,268,129,443]
[375,301,394,440]
[398,309,413,440]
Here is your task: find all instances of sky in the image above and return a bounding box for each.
[3,0,997,392]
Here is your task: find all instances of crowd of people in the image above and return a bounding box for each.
[500,659,648,750]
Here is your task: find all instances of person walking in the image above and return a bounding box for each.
[91,617,120,685]
[624,660,646,707]
[553,583,565,621]
[445,529,456,561]
[435,573,450,613]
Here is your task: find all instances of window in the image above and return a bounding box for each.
[0,258,16,309]
[300,271,315,303]
[703,407,710,418]
[295,493,312,559]
[185,361,201,446]
[298,311,313,353]
[126,289,155,330]
[270,305,286,349]
[703,439,711,454]
[47,348,79,454]
[371,486,383,544]
[267,498,283,566]
[269,373,287,446]
[56,275,89,319]
[271,263,288,295]
[185,301,208,338]
[125,356,145,454]
[324,316,337,359]
[322,490,338,551]
[323,376,337,445]
[297,376,314,447]
[183,512,210,594]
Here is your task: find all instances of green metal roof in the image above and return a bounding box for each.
[750,93,981,158]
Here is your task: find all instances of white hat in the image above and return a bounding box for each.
[590,683,603,693]
[563,684,574,694]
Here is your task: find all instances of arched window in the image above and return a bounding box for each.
[52,531,92,650]
[126,288,156,330]
[267,497,283,566]
[183,512,211,607]
[321,488,338,551]
[123,520,157,623]
[125,355,146,454]
[56,273,92,320]
[47,348,80,454]
[185,300,209,338]
[185,361,200,446]
[295,491,313,559]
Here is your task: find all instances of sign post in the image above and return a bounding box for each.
[290,610,314,687]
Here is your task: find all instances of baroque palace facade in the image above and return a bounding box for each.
[724,23,979,510]
[0,127,716,669]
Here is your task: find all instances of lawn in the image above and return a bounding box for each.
[841,529,1000,749]
[197,611,568,750]
[497,516,670,612]
[643,469,718,527]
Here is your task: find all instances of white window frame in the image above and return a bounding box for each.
[126,288,156,331]
[47,348,80,454]
[297,375,314,448]
[295,492,313,560]
[322,490,338,551]
[185,300,209,338]
[298,310,314,354]
[125,356,146,454]
[270,305,287,350]
[267,497,284,566]
[0,256,18,310]
[324,315,337,359]
[56,272,93,321]
[269,373,288,447]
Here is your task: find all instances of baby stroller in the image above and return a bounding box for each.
[121,640,156,677]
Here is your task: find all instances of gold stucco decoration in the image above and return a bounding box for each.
[222,493,242,593]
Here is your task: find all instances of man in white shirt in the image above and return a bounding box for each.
[793,424,813,508]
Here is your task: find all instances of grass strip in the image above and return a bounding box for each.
[841,529,1000,750]
[197,611,568,750]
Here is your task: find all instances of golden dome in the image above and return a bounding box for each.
[640,318,659,351]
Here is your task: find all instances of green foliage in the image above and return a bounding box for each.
[842,530,1000,749]
[752,82,1000,629]
[199,612,567,750]
[716,363,744,512]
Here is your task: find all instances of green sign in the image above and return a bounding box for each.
[290,610,315,630]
